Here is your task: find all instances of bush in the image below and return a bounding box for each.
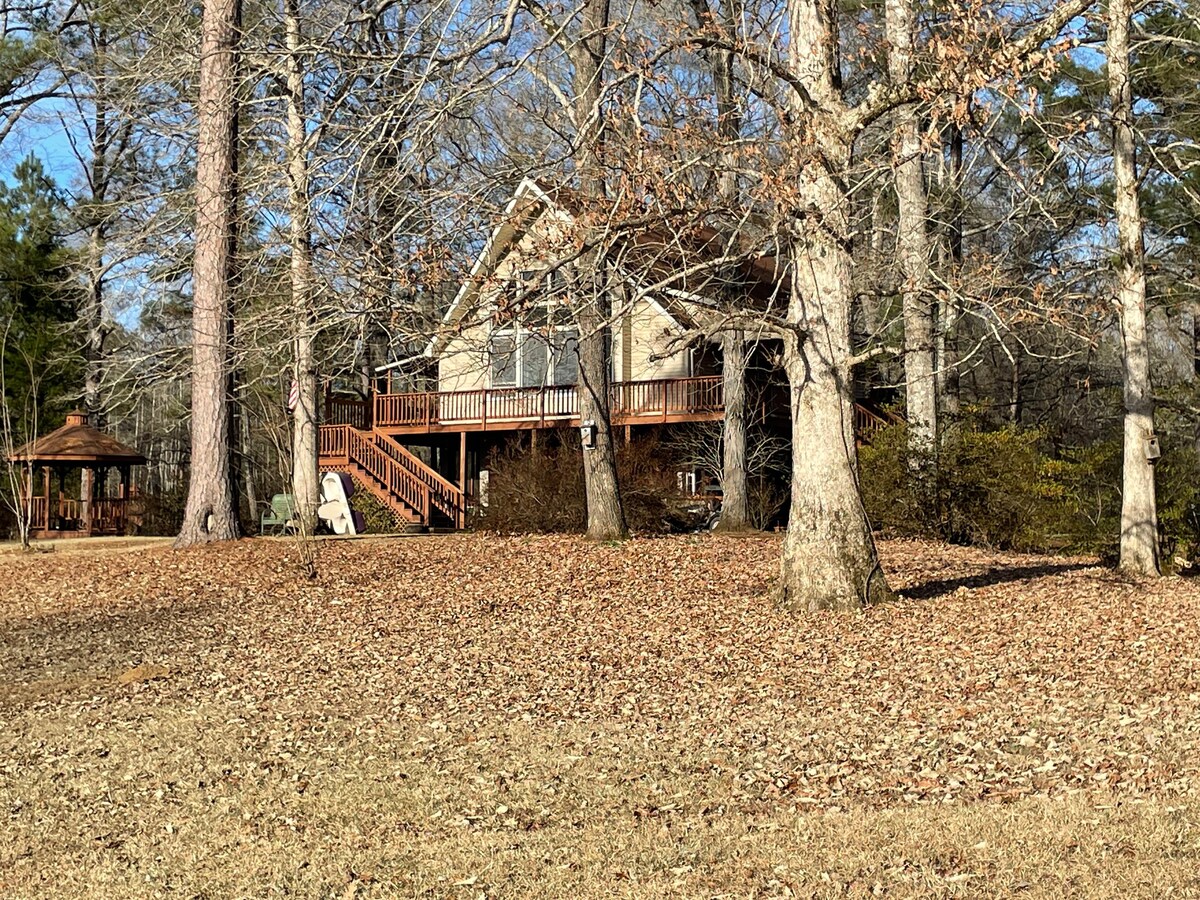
[476,431,686,534]
[137,485,188,536]
[858,414,1200,566]
[351,489,407,534]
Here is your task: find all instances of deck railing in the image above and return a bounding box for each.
[325,393,371,430]
[28,496,47,529]
[358,376,725,431]
[325,376,892,442]
[853,403,903,443]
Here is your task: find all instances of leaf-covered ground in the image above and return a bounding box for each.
[2,534,1199,898]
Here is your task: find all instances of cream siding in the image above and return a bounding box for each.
[437,205,700,389]
[626,299,691,381]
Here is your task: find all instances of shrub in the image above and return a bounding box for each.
[860,420,1054,550]
[476,431,689,534]
[351,489,406,534]
[859,413,1200,566]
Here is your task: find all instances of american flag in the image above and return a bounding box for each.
[287,379,299,411]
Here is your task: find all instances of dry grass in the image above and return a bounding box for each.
[1,534,1198,898]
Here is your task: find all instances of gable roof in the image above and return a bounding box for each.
[409,179,787,366]
[10,411,147,465]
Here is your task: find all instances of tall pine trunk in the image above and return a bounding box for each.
[777,0,893,611]
[572,0,627,540]
[1109,0,1159,575]
[285,0,319,530]
[885,0,936,451]
[176,0,241,547]
[83,24,110,427]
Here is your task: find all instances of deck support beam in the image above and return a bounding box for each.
[458,431,467,492]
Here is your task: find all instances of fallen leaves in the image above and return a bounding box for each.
[116,663,170,686]
[1,534,1199,895]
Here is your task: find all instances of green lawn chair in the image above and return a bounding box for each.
[260,493,296,535]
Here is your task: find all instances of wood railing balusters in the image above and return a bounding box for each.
[366,376,724,430]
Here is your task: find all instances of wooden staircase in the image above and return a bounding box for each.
[318,425,466,529]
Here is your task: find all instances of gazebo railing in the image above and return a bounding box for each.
[20,495,132,533]
[27,496,48,530]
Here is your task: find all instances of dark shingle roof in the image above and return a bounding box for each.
[10,412,147,464]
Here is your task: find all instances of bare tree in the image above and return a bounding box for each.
[284,0,319,530]
[1109,0,1159,574]
[688,0,751,531]
[565,0,628,540]
[0,316,41,550]
[885,0,936,453]
[768,0,1092,609]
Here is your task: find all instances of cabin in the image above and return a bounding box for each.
[318,180,892,529]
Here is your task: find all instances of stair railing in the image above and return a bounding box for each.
[344,427,430,521]
[369,431,467,528]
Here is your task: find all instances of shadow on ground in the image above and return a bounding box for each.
[901,563,1095,601]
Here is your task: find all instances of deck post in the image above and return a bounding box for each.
[458,431,467,528]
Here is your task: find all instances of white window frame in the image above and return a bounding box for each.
[490,320,579,389]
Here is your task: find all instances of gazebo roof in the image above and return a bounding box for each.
[10,411,147,465]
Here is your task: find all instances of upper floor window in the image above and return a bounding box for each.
[490,326,578,388]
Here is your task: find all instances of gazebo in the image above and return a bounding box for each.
[10,411,147,538]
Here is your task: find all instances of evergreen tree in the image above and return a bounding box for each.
[0,155,80,438]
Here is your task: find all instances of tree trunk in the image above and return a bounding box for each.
[83,24,109,426]
[885,0,936,451]
[241,409,258,530]
[175,0,241,547]
[572,0,627,540]
[939,122,963,419]
[716,330,749,529]
[700,0,751,532]
[577,297,627,539]
[778,0,894,610]
[1109,0,1160,575]
[285,0,320,530]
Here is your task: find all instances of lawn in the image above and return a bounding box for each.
[2,534,1198,898]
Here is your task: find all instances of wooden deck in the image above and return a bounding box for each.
[316,376,899,531]
[324,376,902,441]
[325,376,725,434]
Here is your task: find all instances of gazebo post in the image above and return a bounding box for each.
[82,465,95,535]
[42,467,50,531]
[81,467,94,535]
[119,465,130,532]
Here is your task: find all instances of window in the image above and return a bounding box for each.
[489,333,517,387]
[488,266,579,388]
[552,329,579,385]
[522,336,549,388]
[489,326,579,388]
